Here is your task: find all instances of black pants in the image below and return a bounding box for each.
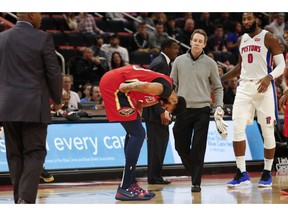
[173,107,210,186]
[3,122,47,203]
[145,121,169,182]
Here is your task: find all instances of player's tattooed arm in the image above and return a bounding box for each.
[119,81,163,95]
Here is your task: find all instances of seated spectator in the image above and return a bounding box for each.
[150,21,170,52]
[265,13,287,47]
[176,18,195,53]
[225,21,242,61]
[77,12,104,35]
[101,33,130,67]
[130,22,159,54]
[90,84,105,110]
[110,51,126,69]
[75,47,107,92]
[223,77,238,105]
[150,12,167,26]
[90,35,109,72]
[166,17,180,39]
[63,74,81,110]
[80,82,92,102]
[105,12,131,28]
[60,12,79,32]
[134,12,155,33]
[207,24,236,65]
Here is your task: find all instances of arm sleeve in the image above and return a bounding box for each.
[270,54,286,79]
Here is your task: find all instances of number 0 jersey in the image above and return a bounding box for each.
[239,30,272,80]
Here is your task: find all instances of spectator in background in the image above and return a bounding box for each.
[195,12,214,36]
[150,22,170,52]
[166,17,180,39]
[130,22,159,59]
[63,74,80,110]
[77,12,104,35]
[90,35,109,72]
[223,77,238,105]
[75,47,107,92]
[207,24,236,65]
[90,84,105,110]
[175,12,193,29]
[80,82,92,102]
[176,18,195,53]
[226,21,242,61]
[214,12,234,35]
[105,12,130,28]
[101,33,130,67]
[151,12,167,26]
[60,12,79,32]
[265,13,287,47]
[110,51,126,69]
[134,12,155,33]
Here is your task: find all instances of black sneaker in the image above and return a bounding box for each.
[115,185,154,201]
[40,168,54,183]
[191,185,201,192]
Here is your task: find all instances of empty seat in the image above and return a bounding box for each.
[108,20,125,33]
[48,30,67,48]
[83,34,97,47]
[57,46,77,64]
[41,16,56,31]
[66,32,85,47]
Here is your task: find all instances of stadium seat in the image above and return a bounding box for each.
[57,46,77,64]
[48,30,67,48]
[66,32,86,47]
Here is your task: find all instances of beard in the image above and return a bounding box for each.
[243,21,257,33]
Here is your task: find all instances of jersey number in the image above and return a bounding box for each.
[247,53,253,63]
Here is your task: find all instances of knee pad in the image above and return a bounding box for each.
[261,125,276,149]
[233,118,247,141]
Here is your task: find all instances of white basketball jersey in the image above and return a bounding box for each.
[239,30,272,80]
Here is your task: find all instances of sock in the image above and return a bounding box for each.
[236,156,246,173]
[264,158,274,171]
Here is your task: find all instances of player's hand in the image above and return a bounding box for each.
[257,75,271,93]
[160,111,170,125]
[213,107,228,139]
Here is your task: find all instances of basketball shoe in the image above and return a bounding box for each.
[132,183,156,198]
[258,170,272,187]
[227,168,251,188]
[115,185,155,201]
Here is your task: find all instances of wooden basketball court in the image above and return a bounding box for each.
[1,171,288,209]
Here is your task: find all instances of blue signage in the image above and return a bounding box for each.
[0,120,263,172]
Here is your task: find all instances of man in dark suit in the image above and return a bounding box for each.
[0,13,63,204]
[142,39,180,184]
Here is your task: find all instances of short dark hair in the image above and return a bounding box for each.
[161,39,178,50]
[172,96,186,116]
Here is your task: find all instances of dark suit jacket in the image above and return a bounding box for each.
[142,53,170,123]
[0,22,63,123]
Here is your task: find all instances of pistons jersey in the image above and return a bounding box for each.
[239,30,272,80]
